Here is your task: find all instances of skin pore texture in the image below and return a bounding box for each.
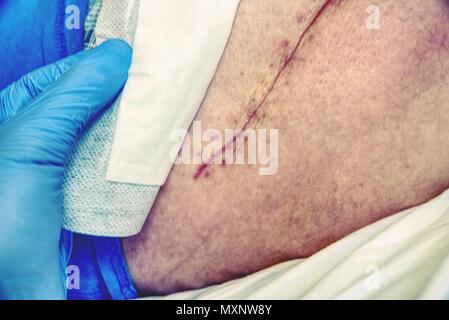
[123,0,449,295]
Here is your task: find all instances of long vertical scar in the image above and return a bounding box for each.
[194,0,340,179]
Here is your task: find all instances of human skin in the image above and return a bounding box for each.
[123,0,449,295]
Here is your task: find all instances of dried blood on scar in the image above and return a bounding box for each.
[194,0,338,179]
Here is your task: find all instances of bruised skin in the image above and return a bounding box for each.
[123,0,449,295]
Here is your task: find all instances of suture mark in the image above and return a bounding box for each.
[194,0,338,179]
[239,0,339,132]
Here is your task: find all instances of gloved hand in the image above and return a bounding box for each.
[0,39,132,299]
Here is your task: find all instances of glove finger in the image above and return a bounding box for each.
[15,39,132,165]
[0,50,90,125]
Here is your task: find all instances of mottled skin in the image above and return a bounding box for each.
[123,0,449,295]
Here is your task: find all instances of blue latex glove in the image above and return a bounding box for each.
[0,39,132,299]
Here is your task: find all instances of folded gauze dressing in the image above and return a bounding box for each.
[62,0,240,236]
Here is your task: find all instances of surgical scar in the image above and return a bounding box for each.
[194,0,341,179]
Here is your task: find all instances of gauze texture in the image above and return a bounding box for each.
[62,0,160,237]
[62,0,239,237]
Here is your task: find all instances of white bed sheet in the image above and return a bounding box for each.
[145,189,449,300]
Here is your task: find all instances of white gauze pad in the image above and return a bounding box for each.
[62,0,239,236]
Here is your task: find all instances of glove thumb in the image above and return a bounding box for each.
[10,39,132,166]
